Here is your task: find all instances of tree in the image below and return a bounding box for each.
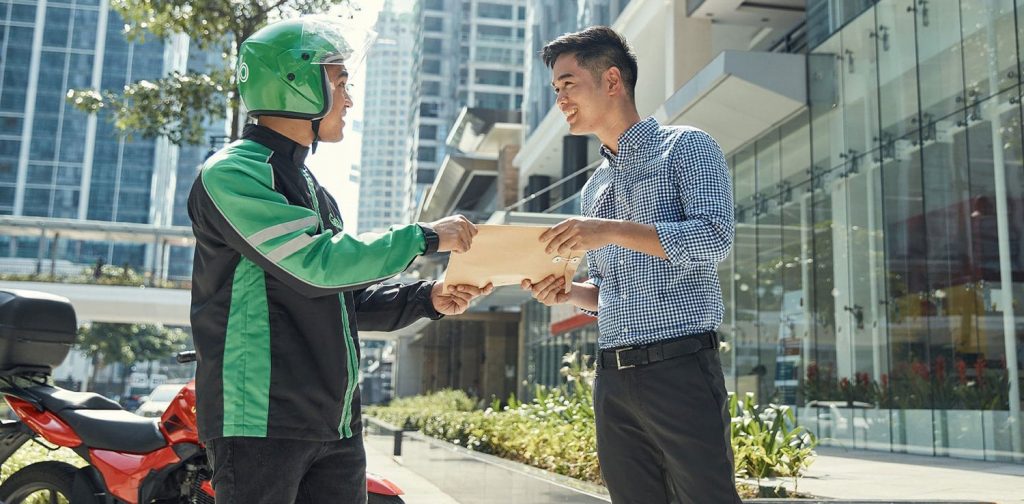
[67,0,355,146]
[76,322,189,393]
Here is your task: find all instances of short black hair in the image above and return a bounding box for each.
[541,26,638,100]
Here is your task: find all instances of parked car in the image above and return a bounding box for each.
[134,383,186,417]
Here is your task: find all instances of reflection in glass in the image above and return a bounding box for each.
[963,88,1024,460]
[810,35,846,173]
[781,182,813,408]
[916,0,966,123]
[840,7,880,158]
[960,0,1018,102]
[733,146,760,400]
[757,132,782,404]
[877,0,920,153]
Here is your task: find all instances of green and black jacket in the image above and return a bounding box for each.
[187,124,441,442]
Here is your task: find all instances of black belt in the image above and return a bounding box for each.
[599,332,718,370]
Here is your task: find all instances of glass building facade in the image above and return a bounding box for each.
[0,1,220,278]
[718,0,1024,460]
[521,0,1024,463]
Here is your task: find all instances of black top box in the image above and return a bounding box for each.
[0,289,77,375]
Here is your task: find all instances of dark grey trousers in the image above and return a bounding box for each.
[594,347,742,504]
[207,435,367,504]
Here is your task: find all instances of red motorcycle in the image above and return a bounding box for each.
[0,289,405,503]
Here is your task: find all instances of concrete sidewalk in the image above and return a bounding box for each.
[365,439,460,504]
[368,437,1024,504]
[777,447,1024,504]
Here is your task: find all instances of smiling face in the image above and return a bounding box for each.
[316,64,353,143]
[551,53,610,136]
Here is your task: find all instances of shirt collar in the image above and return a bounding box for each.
[242,124,310,167]
[599,116,660,163]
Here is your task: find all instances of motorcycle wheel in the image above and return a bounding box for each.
[0,461,76,504]
[368,494,405,504]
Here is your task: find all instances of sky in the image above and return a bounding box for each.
[306,0,414,233]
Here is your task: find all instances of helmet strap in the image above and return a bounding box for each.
[311,119,321,154]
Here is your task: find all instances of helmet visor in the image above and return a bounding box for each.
[299,16,377,73]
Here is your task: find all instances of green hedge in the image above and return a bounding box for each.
[367,353,817,493]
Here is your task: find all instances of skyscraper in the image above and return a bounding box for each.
[407,0,526,216]
[357,1,415,233]
[0,1,222,278]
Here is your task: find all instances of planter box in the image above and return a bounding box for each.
[893,409,935,455]
[936,410,985,460]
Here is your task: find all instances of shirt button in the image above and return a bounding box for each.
[621,293,628,300]
[619,259,625,266]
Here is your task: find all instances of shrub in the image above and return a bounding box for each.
[367,353,817,495]
[730,392,817,496]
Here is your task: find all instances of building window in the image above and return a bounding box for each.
[418,125,438,140]
[417,146,436,162]
[419,103,440,118]
[424,16,443,32]
[475,69,510,86]
[474,92,510,109]
[423,59,442,75]
[423,37,443,54]
[477,2,513,19]
[477,24,512,41]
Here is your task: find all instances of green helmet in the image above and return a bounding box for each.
[237,16,372,119]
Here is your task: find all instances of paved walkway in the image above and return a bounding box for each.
[368,439,1024,503]
[781,447,1024,504]
[365,439,459,504]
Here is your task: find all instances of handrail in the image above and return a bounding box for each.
[504,158,603,212]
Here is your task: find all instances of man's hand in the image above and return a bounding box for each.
[540,217,618,255]
[427,215,477,253]
[431,282,494,316]
[521,275,570,306]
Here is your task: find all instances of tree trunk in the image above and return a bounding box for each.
[84,353,102,392]
[230,96,241,141]
[229,38,243,141]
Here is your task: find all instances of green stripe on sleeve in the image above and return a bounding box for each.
[201,141,428,292]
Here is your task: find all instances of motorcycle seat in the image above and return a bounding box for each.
[56,409,167,453]
[25,385,122,411]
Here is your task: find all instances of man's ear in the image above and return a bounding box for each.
[604,67,622,97]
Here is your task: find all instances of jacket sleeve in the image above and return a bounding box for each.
[192,155,427,298]
[353,281,443,331]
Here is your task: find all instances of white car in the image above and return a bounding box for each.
[134,383,185,418]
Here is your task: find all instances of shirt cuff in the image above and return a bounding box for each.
[580,278,600,317]
[416,224,440,255]
[654,222,692,268]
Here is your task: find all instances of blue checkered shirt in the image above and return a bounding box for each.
[580,117,734,349]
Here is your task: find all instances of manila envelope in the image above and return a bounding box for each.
[443,225,585,293]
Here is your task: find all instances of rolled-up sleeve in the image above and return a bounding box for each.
[654,129,735,268]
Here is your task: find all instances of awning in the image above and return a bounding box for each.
[653,50,807,156]
[418,154,498,223]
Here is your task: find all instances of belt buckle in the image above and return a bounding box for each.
[615,347,635,370]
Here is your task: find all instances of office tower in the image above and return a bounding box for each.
[357,1,415,233]
[407,0,526,215]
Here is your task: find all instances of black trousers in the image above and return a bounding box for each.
[206,435,367,504]
[594,347,742,504]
